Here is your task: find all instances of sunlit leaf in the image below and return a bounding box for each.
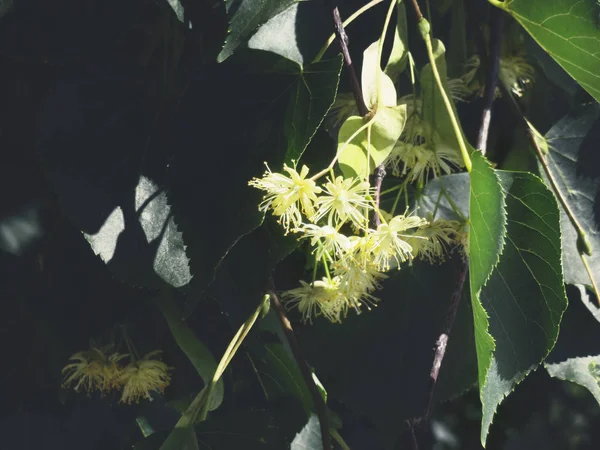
[478,170,567,445]
[384,0,409,80]
[490,0,600,102]
[337,105,407,179]
[218,0,298,63]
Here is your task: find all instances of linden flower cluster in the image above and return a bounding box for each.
[62,347,172,404]
[250,164,461,323]
[385,98,464,185]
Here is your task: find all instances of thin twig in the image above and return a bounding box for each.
[408,0,424,21]
[476,7,504,153]
[332,6,368,116]
[426,263,468,417]
[331,4,387,226]
[268,283,331,450]
[373,164,387,226]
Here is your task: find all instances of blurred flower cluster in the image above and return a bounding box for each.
[62,346,172,404]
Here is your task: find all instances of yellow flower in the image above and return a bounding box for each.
[283,277,349,324]
[313,176,372,229]
[407,218,462,263]
[118,351,172,404]
[334,259,386,298]
[249,163,321,232]
[62,348,127,394]
[368,214,427,271]
[387,139,463,184]
[296,224,352,261]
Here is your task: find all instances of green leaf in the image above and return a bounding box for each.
[137,410,288,450]
[338,105,407,179]
[384,1,409,80]
[291,415,322,450]
[545,284,600,405]
[167,59,292,305]
[84,176,191,288]
[542,104,600,294]
[252,342,313,415]
[159,427,199,450]
[284,56,343,164]
[468,151,505,392]
[490,0,600,102]
[546,356,600,404]
[156,291,224,411]
[478,171,567,445]
[246,2,330,66]
[362,42,398,109]
[218,0,298,63]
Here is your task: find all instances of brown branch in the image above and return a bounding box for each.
[331,6,368,117]
[268,283,331,450]
[425,262,468,417]
[407,0,424,21]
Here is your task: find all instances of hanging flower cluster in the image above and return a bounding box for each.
[381,76,472,185]
[62,346,172,404]
[250,164,462,323]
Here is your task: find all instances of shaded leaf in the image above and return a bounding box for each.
[167,59,291,307]
[84,176,191,288]
[546,285,600,406]
[284,56,343,164]
[546,356,600,404]
[490,0,600,102]
[543,104,600,294]
[291,414,322,450]
[37,66,191,288]
[252,342,313,415]
[156,291,224,411]
[298,257,476,448]
[159,427,199,450]
[478,171,567,445]
[218,0,298,63]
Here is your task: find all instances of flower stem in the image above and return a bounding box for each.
[408,0,472,172]
[376,0,398,108]
[198,295,269,421]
